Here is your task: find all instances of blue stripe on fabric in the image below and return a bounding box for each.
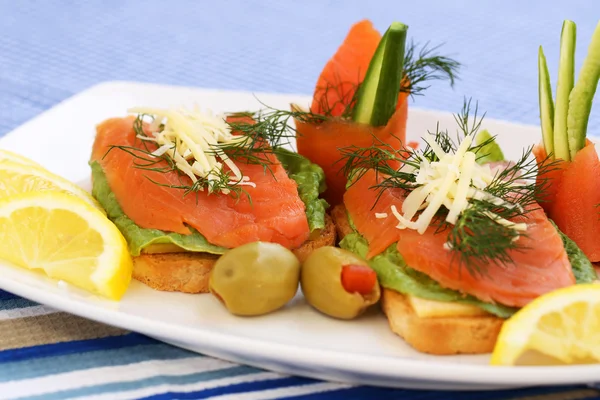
[140,376,317,400]
[0,297,38,310]
[0,343,196,383]
[0,291,18,301]
[19,365,260,400]
[284,384,597,400]
[0,333,156,363]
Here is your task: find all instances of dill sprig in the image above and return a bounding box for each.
[222,103,327,158]
[401,40,460,96]
[339,137,417,200]
[311,76,362,119]
[339,99,555,277]
[443,146,545,277]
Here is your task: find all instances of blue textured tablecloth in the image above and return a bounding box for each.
[1,1,600,399]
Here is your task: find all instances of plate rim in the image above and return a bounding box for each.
[1,273,599,388]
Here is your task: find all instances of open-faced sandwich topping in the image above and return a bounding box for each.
[127,107,254,195]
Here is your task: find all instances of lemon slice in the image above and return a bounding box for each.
[0,192,132,300]
[0,160,102,211]
[0,149,41,167]
[491,284,600,366]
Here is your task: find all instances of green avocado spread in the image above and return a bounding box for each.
[90,148,328,256]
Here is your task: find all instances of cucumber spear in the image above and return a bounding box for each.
[553,20,576,161]
[538,46,555,158]
[353,22,408,126]
[567,20,600,159]
[540,19,600,161]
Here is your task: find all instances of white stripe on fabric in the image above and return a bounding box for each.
[208,382,353,400]
[75,372,282,400]
[0,305,57,320]
[1,356,234,398]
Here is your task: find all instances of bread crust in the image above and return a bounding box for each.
[331,204,354,239]
[133,252,217,293]
[133,214,336,293]
[331,204,505,355]
[291,213,337,263]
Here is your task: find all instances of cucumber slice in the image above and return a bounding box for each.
[553,20,576,161]
[538,46,555,158]
[567,20,600,159]
[353,22,408,127]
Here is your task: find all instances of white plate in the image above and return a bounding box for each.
[0,81,598,391]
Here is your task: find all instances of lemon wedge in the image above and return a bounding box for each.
[0,160,102,211]
[0,149,42,167]
[0,192,132,300]
[491,284,600,366]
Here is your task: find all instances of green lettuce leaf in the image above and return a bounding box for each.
[552,220,597,283]
[274,148,329,231]
[90,149,327,256]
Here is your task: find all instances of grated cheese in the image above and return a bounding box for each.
[128,106,252,194]
[387,134,526,238]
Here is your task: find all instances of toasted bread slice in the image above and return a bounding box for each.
[381,289,504,355]
[132,214,336,293]
[133,252,217,293]
[330,204,504,355]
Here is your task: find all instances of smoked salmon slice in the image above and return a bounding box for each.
[91,117,310,250]
[310,20,383,116]
[296,19,409,206]
[343,169,406,258]
[535,141,600,262]
[296,104,407,207]
[344,169,576,308]
[533,144,568,216]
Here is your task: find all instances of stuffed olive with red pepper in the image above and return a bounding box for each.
[300,246,380,319]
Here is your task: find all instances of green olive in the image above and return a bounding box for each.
[301,246,380,320]
[209,241,300,316]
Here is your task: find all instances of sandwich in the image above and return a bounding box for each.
[89,107,335,293]
[331,108,596,355]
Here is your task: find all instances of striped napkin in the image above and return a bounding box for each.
[0,289,599,399]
